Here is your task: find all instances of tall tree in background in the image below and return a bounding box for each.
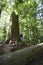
[10,0,23,48]
[10,12,19,45]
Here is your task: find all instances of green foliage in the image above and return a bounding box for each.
[0,0,43,45]
[0,0,7,16]
[17,0,40,44]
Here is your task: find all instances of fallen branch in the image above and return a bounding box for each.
[0,43,43,65]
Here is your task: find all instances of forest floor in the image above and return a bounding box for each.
[0,42,43,65]
[25,52,43,65]
[0,39,29,55]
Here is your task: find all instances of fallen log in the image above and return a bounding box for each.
[0,43,43,65]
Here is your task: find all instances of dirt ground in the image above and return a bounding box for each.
[25,52,43,65]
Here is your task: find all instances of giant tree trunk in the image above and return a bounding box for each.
[11,12,19,47]
[0,43,43,65]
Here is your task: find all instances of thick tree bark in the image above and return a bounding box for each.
[10,12,19,48]
[0,43,43,65]
[11,12,19,41]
